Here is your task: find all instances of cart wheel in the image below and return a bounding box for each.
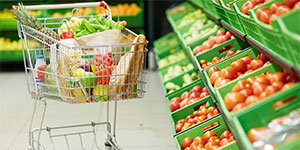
[105,142,112,150]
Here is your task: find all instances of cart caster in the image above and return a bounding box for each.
[105,142,112,150]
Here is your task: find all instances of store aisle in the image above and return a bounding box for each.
[0,71,176,150]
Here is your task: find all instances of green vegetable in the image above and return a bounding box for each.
[165,82,176,90]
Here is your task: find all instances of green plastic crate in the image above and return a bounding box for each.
[212,0,229,23]
[190,0,205,8]
[175,114,240,150]
[221,0,245,33]
[194,37,249,75]
[153,32,179,52]
[232,0,263,43]
[170,96,215,136]
[166,2,197,22]
[158,58,194,83]
[277,9,300,70]
[163,70,201,97]
[154,44,182,60]
[205,0,219,17]
[250,0,294,67]
[203,47,260,94]
[215,63,283,124]
[233,83,300,149]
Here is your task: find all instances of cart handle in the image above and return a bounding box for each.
[12,1,108,10]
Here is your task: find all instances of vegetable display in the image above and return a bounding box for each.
[163,63,194,82]
[209,53,271,88]
[175,105,220,133]
[224,70,298,112]
[199,50,242,69]
[192,30,235,56]
[158,51,186,69]
[185,25,219,44]
[240,0,269,15]
[177,9,206,28]
[165,72,200,94]
[183,19,214,37]
[180,130,235,149]
[169,86,209,112]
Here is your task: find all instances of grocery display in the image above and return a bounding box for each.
[155,0,300,149]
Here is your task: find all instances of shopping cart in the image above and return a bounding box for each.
[14,1,148,149]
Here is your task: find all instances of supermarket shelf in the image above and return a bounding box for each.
[189,0,300,79]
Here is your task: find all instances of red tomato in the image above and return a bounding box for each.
[181,91,191,99]
[198,115,207,122]
[265,85,279,96]
[202,87,208,92]
[241,56,253,64]
[257,53,269,62]
[220,131,232,139]
[240,88,253,98]
[96,69,110,85]
[229,136,235,142]
[192,86,202,93]
[181,137,193,149]
[210,71,222,85]
[203,131,217,141]
[253,83,268,96]
[190,92,201,99]
[204,142,219,150]
[241,1,255,15]
[200,59,207,65]
[224,92,246,110]
[202,41,214,50]
[247,128,267,143]
[232,80,252,92]
[294,1,300,8]
[209,35,217,43]
[231,59,247,72]
[285,0,299,8]
[199,92,209,99]
[220,138,230,146]
[282,82,295,90]
[259,9,273,24]
[268,72,284,83]
[216,36,227,44]
[250,59,264,70]
[217,30,226,36]
[255,75,269,85]
[207,107,215,114]
[180,99,189,108]
[213,108,219,115]
[270,2,284,13]
[247,77,256,84]
[226,50,235,57]
[193,45,204,56]
[170,97,182,103]
[232,103,246,112]
[208,66,220,76]
[245,95,259,105]
[175,123,183,132]
[193,136,207,145]
[271,81,284,90]
[215,78,231,87]
[212,57,221,64]
[190,142,199,150]
[269,14,278,25]
[170,101,180,112]
[221,66,238,80]
[276,5,291,16]
[208,136,220,146]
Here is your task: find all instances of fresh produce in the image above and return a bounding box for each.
[170,5,193,14]
[95,3,141,16]
[165,72,200,94]
[0,38,37,51]
[199,50,242,69]
[192,30,235,56]
[12,3,59,49]
[177,9,206,28]
[93,86,109,101]
[74,14,124,38]
[247,108,300,144]
[60,31,74,39]
[224,70,298,112]
[73,68,97,87]
[169,85,209,112]
[209,53,271,88]
[183,19,214,37]
[58,20,73,37]
[175,105,220,133]
[256,1,300,25]
[44,64,58,93]
[163,63,194,82]
[180,130,235,149]
[240,0,269,15]
[185,25,219,44]
[158,51,186,69]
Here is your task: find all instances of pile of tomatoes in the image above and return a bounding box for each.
[181,130,235,150]
[241,0,270,15]
[192,30,234,56]
[209,53,271,88]
[224,70,298,112]
[175,106,219,133]
[256,0,300,25]
[199,50,242,69]
[170,86,209,112]
[95,52,114,85]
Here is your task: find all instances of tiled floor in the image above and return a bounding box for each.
[0,71,176,150]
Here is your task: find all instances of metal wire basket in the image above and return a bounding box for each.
[16,2,148,104]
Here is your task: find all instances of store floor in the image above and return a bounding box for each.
[0,70,176,150]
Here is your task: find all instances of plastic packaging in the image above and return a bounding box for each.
[35,55,47,82]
